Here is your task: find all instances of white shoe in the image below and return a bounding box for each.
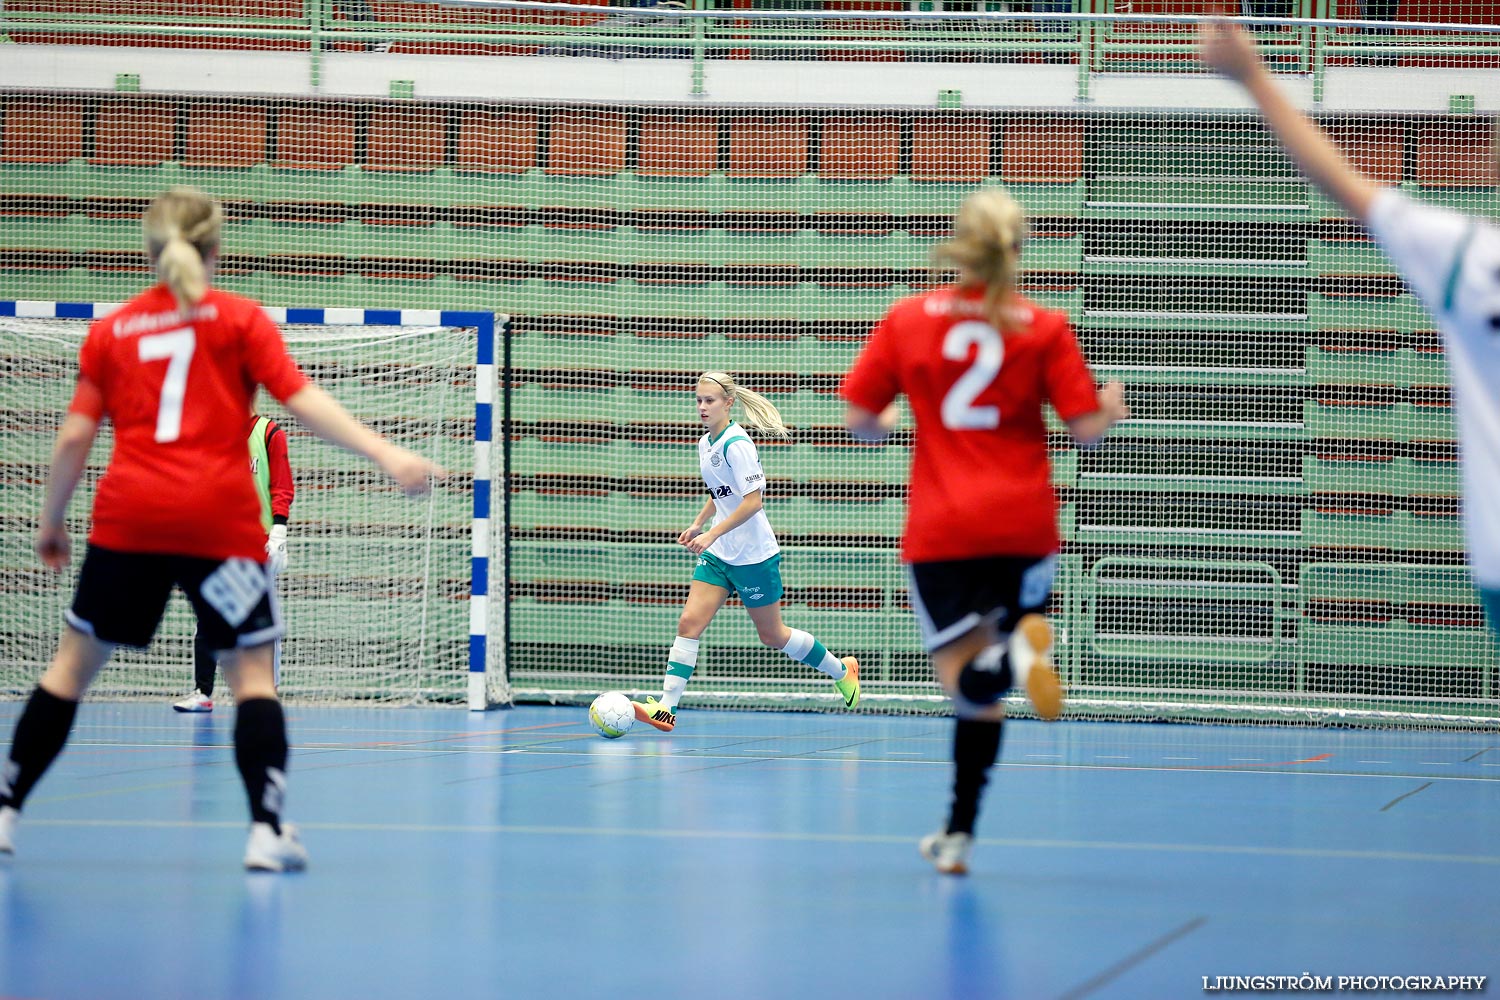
[919,830,973,875]
[173,691,214,713]
[0,806,17,857]
[1012,614,1064,721]
[243,822,308,872]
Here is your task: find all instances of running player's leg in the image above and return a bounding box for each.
[909,556,1061,875]
[179,555,302,871]
[744,601,860,709]
[3,546,172,856]
[635,579,728,732]
[219,642,304,871]
[0,628,115,855]
[920,624,1004,875]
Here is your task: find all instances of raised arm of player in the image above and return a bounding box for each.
[1199,17,1381,222]
[281,384,443,496]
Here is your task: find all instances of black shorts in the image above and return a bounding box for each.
[906,554,1057,653]
[68,544,282,652]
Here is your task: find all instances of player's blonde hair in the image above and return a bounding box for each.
[932,187,1029,332]
[143,186,224,311]
[698,372,790,439]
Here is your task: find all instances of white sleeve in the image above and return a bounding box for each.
[1364,188,1475,315]
[724,438,766,497]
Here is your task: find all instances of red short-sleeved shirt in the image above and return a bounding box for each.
[69,285,310,561]
[839,286,1099,563]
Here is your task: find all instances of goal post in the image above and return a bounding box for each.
[0,301,508,709]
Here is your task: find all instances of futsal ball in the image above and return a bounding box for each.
[589,691,635,739]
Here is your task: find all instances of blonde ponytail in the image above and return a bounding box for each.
[143,187,224,311]
[931,187,1028,332]
[699,371,790,439]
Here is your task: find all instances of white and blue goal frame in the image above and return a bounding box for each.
[0,301,508,711]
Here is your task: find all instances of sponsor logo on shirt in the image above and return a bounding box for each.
[710,453,723,467]
[712,485,733,498]
[113,303,219,337]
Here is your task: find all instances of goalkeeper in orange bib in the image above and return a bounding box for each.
[173,412,294,712]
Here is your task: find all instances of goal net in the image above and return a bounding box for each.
[2,3,1498,726]
[0,304,504,707]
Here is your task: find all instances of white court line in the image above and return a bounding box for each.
[1229,758,1262,762]
[17,816,1500,867]
[1359,760,1391,764]
[1163,757,1198,761]
[1096,755,1131,759]
[47,741,1500,783]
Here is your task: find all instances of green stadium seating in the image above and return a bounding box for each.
[1301,509,1462,551]
[1302,455,1459,496]
[1305,345,1448,388]
[5,92,1493,707]
[1302,401,1454,441]
[1309,293,1428,337]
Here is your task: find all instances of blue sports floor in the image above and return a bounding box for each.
[0,703,1495,1000]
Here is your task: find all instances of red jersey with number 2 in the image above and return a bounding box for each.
[68,285,310,561]
[840,286,1100,563]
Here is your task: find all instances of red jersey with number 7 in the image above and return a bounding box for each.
[839,286,1100,563]
[68,284,310,561]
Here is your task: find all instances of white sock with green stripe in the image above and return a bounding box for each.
[781,629,847,680]
[661,636,699,711]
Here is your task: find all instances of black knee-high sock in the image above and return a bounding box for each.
[234,698,289,833]
[946,717,1003,836]
[1,686,80,813]
[193,632,217,698]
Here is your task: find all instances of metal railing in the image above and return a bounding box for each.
[2,1,1498,100]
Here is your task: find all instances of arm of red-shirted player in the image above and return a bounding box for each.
[1066,381,1129,449]
[282,384,444,496]
[1046,319,1129,449]
[243,309,445,496]
[844,403,901,443]
[263,421,294,573]
[36,379,104,572]
[841,314,903,443]
[266,422,294,523]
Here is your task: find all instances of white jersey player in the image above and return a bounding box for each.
[630,372,862,732]
[1201,18,1500,627]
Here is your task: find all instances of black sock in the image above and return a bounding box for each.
[1,686,80,812]
[192,634,216,698]
[234,698,289,833]
[946,717,1003,836]
[957,643,1013,706]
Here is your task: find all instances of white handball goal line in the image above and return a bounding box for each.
[0,301,507,710]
